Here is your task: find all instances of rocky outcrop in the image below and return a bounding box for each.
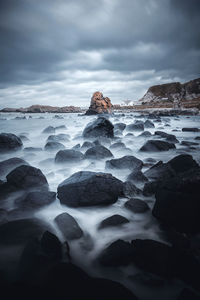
[0,105,82,113]
[140,78,200,107]
[85,91,112,115]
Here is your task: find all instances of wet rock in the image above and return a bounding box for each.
[0,157,29,179]
[143,181,160,196]
[123,181,142,198]
[6,165,48,190]
[19,135,29,141]
[0,218,51,245]
[85,91,112,115]
[44,141,65,151]
[47,133,70,143]
[127,170,148,183]
[55,149,84,163]
[57,171,123,207]
[138,131,152,137]
[55,212,83,240]
[72,143,81,150]
[15,191,56,210]
[127,121,144,131]
[106,155,143,171]
[85,145,113,160]
[42,126,55,134]
[40,231,62,260]
[130,272,164,286]
[114,123,126,131]
[153,168,200,233]
[140,140,176,152]
[125,198,149,213]
[154,131,179,143]
[99,240,134,266]
[83,117,114,138]
[98,214,129,229]
[181,141,199,146]
[144,161,175,181]
[55,125,67,130]
[182,128,200,132]
[110,142,126,150]
[0,133,23,152]
[0,209,7,224]
[144,120,155,128]
[81,141,94,149]
[177,289,200,300]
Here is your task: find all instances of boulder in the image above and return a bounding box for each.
[6,165,48,190]
[82,117,114,138]
[55,149,84,163]
[99,240,134,266]
[0,133,23,152]
[85,91,112,115]
[144,120,155,128]
[106,155,143,171]
[55,212,83,240]
[85,145,113,160]
[42,126,55,134]
[24,147,43,152]
[114,123,126,131]
[44,141,65,151]
[123,181,142,198]
[57,171,123,207]
[138,131,152,137]
[182,128,199,132]
[124,198,149,213]
[127,121,144,131]
[153,168,200,233]
[98,214,129,229]
[81,141,94,149]
[154,131,179,143]
[127,170,148,183]
[110,142,126,150]
[140,140,176,152]
[0,157,29,179]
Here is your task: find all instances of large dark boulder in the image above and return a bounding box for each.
[153,168,200,233]
[127,169,148,183]
[144,161,175,180]
[0,157,29,179]
[124,198,149,213]
[98,240,134,266]
[106,155,143,171]
[123,181,142,198]
[98,214,129,230]
[0,218,51,245]
[55,149,84,163]
[140,140,176,152]
[85,145,113,159]
[154,131,179,143]
[82,117,114,138]
[0,133,23,152]
[55,212,83,240]
[57,171,123,207]
[6,165,48,190]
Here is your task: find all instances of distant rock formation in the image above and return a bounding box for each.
[85,92,112,115]
[140,78,200,108]
[0,105,82,113]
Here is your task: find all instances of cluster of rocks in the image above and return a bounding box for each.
[85,91,112,115]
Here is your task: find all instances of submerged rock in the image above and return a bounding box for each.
[127,121,144,131]
[57,171,123,207]
[98,214,129,229]
[85,145,113,160]
[106,155,143,170]
[124,198,149,213]
[44,141,65,151]
[0,133,23,152]
[42,126,55,134]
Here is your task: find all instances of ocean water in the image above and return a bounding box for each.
[0,112,200,300]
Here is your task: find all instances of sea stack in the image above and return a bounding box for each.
[85,91,112,115]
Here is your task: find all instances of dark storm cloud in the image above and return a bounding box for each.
[0,0,200,107]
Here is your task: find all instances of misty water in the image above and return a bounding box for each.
[0,112,200,300]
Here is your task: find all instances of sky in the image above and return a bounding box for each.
[0,0,200,108]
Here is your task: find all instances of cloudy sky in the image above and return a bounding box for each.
[0,0,200,108]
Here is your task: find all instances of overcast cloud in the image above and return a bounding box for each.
[0,0,200,108]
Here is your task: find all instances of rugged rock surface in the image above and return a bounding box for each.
[57,171,123,207]
[83,117,114,138]
[0,133,23,152]
[140,78,200,107]
[0,157,29,179]
[15,191,56,210]
[124,198,149,213]
[85,91,112,115]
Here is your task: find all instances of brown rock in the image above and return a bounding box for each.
[85,91,112,115]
